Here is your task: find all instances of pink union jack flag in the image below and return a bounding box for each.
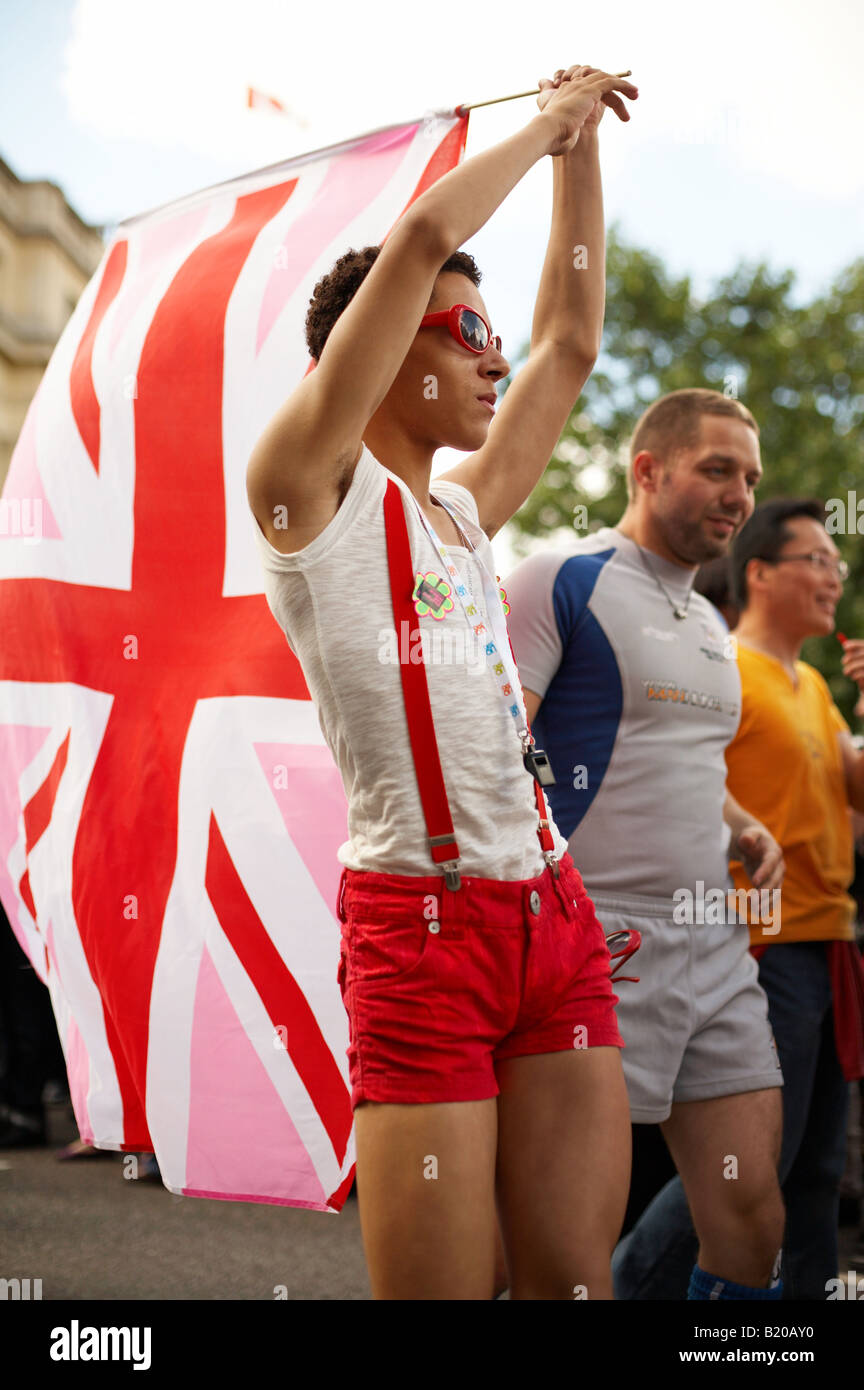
[0,110,468,1211]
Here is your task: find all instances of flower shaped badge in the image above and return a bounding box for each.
[496,576,510,615]
[413,572,455,620]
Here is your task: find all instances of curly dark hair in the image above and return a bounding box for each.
[304,246,482,361]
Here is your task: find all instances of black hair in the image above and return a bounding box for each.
[730,497,827,608]
[304,246,481,361]
[694,556,734,613]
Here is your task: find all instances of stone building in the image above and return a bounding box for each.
[0,153,105,487]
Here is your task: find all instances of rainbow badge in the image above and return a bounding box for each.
[413,572,454,620]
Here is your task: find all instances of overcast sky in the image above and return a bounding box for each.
[3,0,863,565]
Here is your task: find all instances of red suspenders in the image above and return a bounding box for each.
[383,477,557,893]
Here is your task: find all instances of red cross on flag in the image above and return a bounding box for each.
[0,109,468,1211]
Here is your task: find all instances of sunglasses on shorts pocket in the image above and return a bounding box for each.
[605,929,642,984]
[418,303,502,355]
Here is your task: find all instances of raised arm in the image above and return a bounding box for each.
[438,64,637,538]
[246,67,637,552]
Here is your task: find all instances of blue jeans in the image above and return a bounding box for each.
[613,941,851,1300]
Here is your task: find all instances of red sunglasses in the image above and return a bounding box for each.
[605,929,642,984]
[418,303,502,355]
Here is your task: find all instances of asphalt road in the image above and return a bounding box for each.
[3,1099,861,1301]
[1,1101,371,1301]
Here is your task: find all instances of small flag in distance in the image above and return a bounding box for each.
[247,85,310,129]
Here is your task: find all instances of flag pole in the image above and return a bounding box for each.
[455,73,632,117]
[456,89,543,115]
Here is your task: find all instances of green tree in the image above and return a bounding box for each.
[507,228,864,718]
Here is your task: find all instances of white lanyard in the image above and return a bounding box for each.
[409,491,534,753]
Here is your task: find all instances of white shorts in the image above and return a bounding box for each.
[591,890,783,1123]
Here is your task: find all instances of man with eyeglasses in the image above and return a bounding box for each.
[615,497,864,1299]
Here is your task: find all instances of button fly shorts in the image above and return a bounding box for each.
[336,851,623,1107]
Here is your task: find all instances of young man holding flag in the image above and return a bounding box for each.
[247,65,638,1299]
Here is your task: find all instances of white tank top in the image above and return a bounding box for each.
[249,443,568,879]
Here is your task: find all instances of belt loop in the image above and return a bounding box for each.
[336,868,348,923]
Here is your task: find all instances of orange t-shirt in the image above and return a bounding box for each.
[725,645,856,945]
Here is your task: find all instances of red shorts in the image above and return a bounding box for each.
[335,851,623,1108]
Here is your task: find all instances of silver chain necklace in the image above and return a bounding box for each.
[632,541,696,620]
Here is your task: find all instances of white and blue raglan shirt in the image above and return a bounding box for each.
[504,528,741,901]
